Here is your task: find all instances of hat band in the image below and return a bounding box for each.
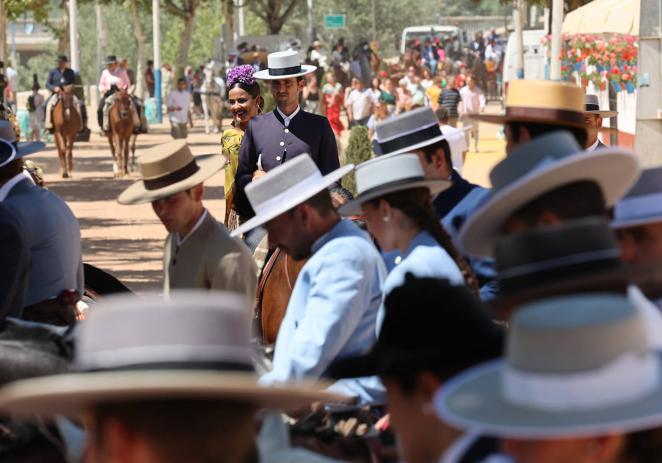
[142,159,200,191]
[614,192,662,224]
[378,124,442,155]
[505,107,584,125]
[269,65,302,76]
[586,104,600,111]
[86,360,255,374]
[356,175,427,200]
[502,352,659,412]
[0,140,17,168]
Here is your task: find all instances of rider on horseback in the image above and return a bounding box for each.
[98,55,140,135]
[44,55,88,133]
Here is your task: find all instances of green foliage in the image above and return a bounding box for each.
[4,0,51,21]
[18,46,57,90]
[341,125,373,195]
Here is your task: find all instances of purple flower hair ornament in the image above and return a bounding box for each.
[227,65,257,88]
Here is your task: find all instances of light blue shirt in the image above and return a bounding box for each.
[261,219,387,402]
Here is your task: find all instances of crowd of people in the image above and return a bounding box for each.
[2,31,662,463]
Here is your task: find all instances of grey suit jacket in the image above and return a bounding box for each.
[0,203,29,319]
[3,178,83,307]
[163,211,257,303]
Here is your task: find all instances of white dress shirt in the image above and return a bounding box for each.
[276,105,300,127]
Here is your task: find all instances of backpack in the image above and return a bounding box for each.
[27,95,36,112]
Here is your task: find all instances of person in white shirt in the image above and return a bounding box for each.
[167,78,192,139]
[309,40,328,70]
[459,76,486,152]
[436,107,468,172]
[345,77,373,127]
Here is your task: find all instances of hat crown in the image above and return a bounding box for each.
[506,80,584,112]
[138,140,196,180]
[490,131,583,191]
[375,107,443,156]
[584,93,600,107]
[508,294,647,374]
[245,154,323,214]
[77,292,253,371]
[355,153,426,196]
[621,166,662,199]
[613,166,662,226]
[267,50,301,70]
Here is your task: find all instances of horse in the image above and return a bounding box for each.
[52,85,82,178]
[108,89,137,178]
[201,61,225,134]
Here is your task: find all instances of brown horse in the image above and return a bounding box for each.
[52,85,82,178]
[108,90,137,178]
[255,247,306,346]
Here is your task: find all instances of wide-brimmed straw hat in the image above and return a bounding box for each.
[612,166,662,229]
[0,291,346,418]
[458,131,639,257]
[338,153,451,216]
[253,50,316,80]
[493,218,628,310]
[0,121,45,166]
[117,140,225,205]
[230,154,353,238]
[374,107,448,157]
[585,93,618,118]
[474,80,585,128]
[435,293,662,438]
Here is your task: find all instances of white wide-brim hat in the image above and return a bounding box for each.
[254,50,316,80]
[118,140,225,205]
[231,154,353,238]
[612,166,662,229]
[436,294,662,438]
[339,153,451,216]
[459,131,639,257]
[0,291,346,418]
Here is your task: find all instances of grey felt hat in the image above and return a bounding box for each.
[435,293,662,438]
[231,154,354,237]
[0,291,346,418]
[612,166,662,229]
[458,131,639,257]
[374,107,447,157]
[585,94,617,118]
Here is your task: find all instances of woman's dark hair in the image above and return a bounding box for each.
[621,427,662,463]
[226,80,261,100]
[370,188,480,293]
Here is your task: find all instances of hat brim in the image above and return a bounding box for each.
[586,110,618,118]
[472,112,586,129]
[339,179,452,216]
[0,370,348,419]
[117,154,226,205]
[16,141,46,156]
[254,65,317,80]
[612,214,662,230]
[435,355,662,439]
[231,164,354,238]
[379,133,449,157]
[459,147,639,257]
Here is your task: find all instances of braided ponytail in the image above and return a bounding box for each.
[377,188,480,294]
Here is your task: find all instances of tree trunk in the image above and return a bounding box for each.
[129,0,146,98]
[176,12,196,78]
[222,0,235,52]
[60,1,70,55]
[0,1,7,64]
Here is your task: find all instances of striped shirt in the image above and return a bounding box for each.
[438,88,461,118]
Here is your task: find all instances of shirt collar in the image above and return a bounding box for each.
[0,172,28,202]
[404,230,437,258]
[175,209,208,246]
[587,138,600,152]
[276,105,301,127]
[311,219,348,255]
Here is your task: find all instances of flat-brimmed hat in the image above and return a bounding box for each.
[459,131,639,257]
[57,54,68,63]
[435,293,662,438]
[612,166,662,229]
[118,140,225,205]
[0,291,346,418]
[338,153,451,216]
[329,274,503,380]
[585,93,618,118]
[474,80,585,129]
[104,55,118,65]
[374,107,448,157]
[493,218,628,310]
[230,154,353,237]
[0,121,45,167]
[253,50,316,80]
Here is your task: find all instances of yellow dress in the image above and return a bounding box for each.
[221,127,243,231]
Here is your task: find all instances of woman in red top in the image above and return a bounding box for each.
[322,71,344,137]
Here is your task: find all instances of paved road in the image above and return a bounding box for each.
[30,106,505,293]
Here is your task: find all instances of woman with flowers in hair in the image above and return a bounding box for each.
[222,65,263,230]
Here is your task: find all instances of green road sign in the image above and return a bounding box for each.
[324,14,346,29]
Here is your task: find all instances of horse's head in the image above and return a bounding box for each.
[115,91,131,120]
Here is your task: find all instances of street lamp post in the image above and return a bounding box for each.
[550,0,564,80]
[153,0,162,123]
[69,0,80,71]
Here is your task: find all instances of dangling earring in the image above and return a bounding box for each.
[421,402,435,415]
[383,215,390,223]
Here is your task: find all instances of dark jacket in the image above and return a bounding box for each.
[46,67,76,93]
[235,108,340,218]
[0,203,29,320]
